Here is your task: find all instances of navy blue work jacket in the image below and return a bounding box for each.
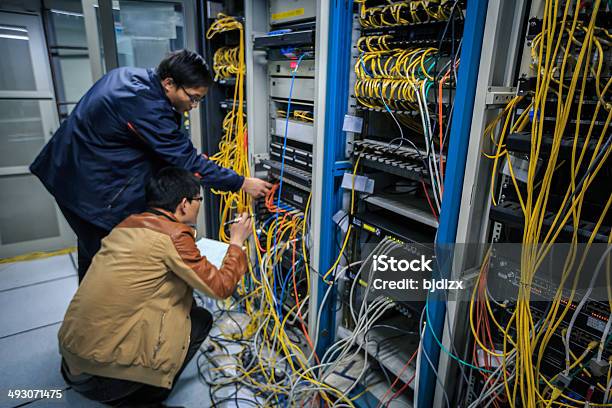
[30,67,243,230]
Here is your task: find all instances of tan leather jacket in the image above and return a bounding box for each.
[58,209,247,389]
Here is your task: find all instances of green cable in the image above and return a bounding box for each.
[425,297,496,373]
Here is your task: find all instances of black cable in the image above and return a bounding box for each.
[553,134,612,232]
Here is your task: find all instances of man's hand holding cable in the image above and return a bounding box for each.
[229,212,253,247]
[241,177,272,198]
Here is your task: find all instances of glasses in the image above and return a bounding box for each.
[190,196,203,202]
[180,85,203,105]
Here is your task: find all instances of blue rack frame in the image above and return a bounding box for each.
[316,0,355,357]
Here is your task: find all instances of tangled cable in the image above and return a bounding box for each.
[357,0,453,29]
[206,14,249,243]
[213,46,243,80]
[477,1,612,406]
[354,37,456,214]
[276,109,314,123]
[203,15,359,405]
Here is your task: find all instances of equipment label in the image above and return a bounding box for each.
[271,8,305,21]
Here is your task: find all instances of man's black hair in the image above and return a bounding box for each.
[146,167,201,212]
[157,49,213,88]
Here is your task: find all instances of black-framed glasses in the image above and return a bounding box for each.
[190,196,203,202]
[180,85,203,105]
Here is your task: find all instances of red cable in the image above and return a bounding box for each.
[376,348,419,408]
[385,371,417,407]
[420,179,438,221]
[438,74,446,190]
[291,240,320,364]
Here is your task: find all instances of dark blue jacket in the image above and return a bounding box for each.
[30,67,243,230]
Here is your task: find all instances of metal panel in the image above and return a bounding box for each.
[178,0,205,238]
[272,118,314,144]
[97,0,118,72]
[81,0,104,81]
[245,0,271,166]
[0,13,54,98]
[198,0,223,238]
[270,77,314,100]
[269,0,316,25]
[268,58,316,76]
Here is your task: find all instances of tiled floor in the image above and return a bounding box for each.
[0,253,211,407]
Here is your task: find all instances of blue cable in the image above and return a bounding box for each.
[360,53,400,126]
[278,258,303,319]
[272,53,307,319]
[359,52,373,78]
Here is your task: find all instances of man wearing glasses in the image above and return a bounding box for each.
[58,167,252,406]
[30,50,271,281]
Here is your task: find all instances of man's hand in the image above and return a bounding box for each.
[229,212,253,246]
[241,177,272,198]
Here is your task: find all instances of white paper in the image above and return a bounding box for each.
[341,172,374,194]
[342,114,364,133]
[196,237,230,269]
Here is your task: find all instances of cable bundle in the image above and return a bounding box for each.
[206,14,249,242]
[276,109,314,123]
[212,46,243,80]
[475,1,612,406]
[354,46,437,110]
[354,38,457,215]
[300,238,413,406]
[357,0,453,29]
[203,20,357,404]
[293,110,314,123]
[199,187,364,406]
[352,1,462,220]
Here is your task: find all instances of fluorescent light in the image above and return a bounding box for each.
[0,26,27,32]
[0,34,29,41]
[50,9,84,18]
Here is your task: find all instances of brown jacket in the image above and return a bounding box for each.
[58,210,247,389]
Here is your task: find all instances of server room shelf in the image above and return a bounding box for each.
[364,194,439,228]
[337,319,419,391]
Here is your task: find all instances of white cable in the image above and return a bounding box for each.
[413,79,441,212]
[421,80,443,202]
[565,245,612,370]
[294,240,399,402]
[599,311,612,362]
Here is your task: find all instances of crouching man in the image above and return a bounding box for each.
[58,167,252,406]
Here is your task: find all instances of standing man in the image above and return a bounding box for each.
[30,50,270,281]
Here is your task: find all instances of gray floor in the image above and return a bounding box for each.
[0,253,211,407]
